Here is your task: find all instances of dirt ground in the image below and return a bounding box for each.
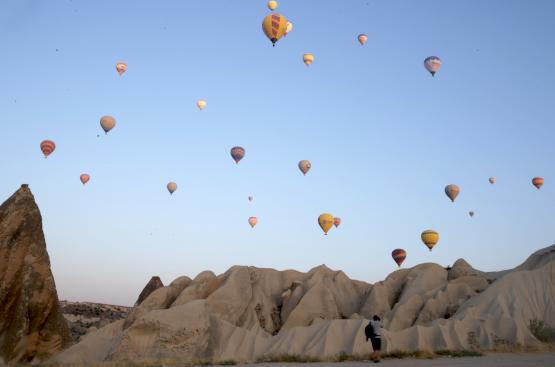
[250,352,555,367]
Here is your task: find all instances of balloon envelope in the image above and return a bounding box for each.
[318,213,334,235]
[197,100,206,110]
[100,116,116,134]
[80,174,90,185]
[230,146,245,164]
[40,140,56,158]
[333,217,341,228]
[267,1,278,11]
[262,13,287,46]
[469,211,475,217]
[248,196,253,202]
[489,177,496,184]
[424,56,442,76]
[167,182,177,195]
[421,230,439,251]
[249,216,258,228]
[358,34,368,45]
[116,62,127,76]
[303,53,314,66]
[445,184,460,202]
[392,249,407,267]
[285,21,293,35]
[298,160,311,175]
[532,177,544,189]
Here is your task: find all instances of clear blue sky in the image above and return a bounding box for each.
[1,0,554,306]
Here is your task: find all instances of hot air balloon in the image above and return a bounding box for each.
[100,116,116,134]
[40,140,56,158]
[298,160,311,175]
[248,196,253,202]
[318,213,334,235]
[285,21,293,36]
[262,13,288,46]
[267,1,278,11]
[424,56,442,76]
[421,230,439,251]
[116,62,127,76]
[391,249,407,267]
[167,182,177,195]
[334,217,341,228]
[489,177,496,184]
[532,177,544,190]
[303,53,314,66]
[230,146,245,164]
[197,99,207,110]
[358,34,368,45]
[80,174,90,185]
[469,211,475,217]
[445,184,460,202]
[249,216,258,228]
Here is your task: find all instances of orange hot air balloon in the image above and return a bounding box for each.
[248,216,258,228]
[334,217,341,228]
[532,177,544,190]
[167,182,177,195]
[358,34,368,45]
[262,13,288,46]
[40,140,56,158]
[116,62,127,76]
[230,146,245,164]
[298,160,311,175]
[100,115,116,134]
[391,249,407,267]
[489,177,496,184]
[303,53,314,66]
[80,174,90,185]
[197,99,207,110]
[444,184,460,202]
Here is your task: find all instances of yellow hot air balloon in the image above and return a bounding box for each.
[267,1,278,11]
[197,99,207,110]
[262,13,288,46]
[421,230,439,251]
[303,53,314,66]
[318,213,334,235]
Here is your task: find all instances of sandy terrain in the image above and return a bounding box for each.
[250,353,555,367]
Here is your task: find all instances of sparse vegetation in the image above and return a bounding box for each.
[435,349,484,357]
[255,354,322,363]
[529,318,554,343]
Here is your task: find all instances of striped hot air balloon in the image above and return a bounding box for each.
[424,56,442,76]
[80,174,90,185]
[262,13,288,46]
[391,249,407,267]
[421,230,439,251]
[333,217,341,228]
[230,146,245,164]
[40,140,56,158]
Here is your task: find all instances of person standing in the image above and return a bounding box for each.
[365,315,382,363]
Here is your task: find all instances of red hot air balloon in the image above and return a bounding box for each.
[230,146,245,164]
[391,249,407,267]
[532,177,544,190]
[80,174,90,185]
[333,217,341,228]
[40,140,56,158]
[248,216,258,228]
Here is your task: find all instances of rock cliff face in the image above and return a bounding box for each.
[135,276,164,306]
[0,185,71,363]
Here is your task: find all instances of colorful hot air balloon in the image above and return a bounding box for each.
[318,213,334,235]
[80,174,90,185]
[334,217,341,228]
[230,146,245,164]
[424,56,442,76]
[532,177,544,190]
[303,53,314,66]
[298,160,311,175]
[40,140,56,158]
[248,216,258,228]
[469,211,475,217]
[285,21,293,36]
[100,115,116,134]
[489,177,496,184]
[358,34,368,45]
[267,1,278,11]
[197,99,206,110]
[116,62,127,76]
[391,249,407,267]
[262,13,288,46]
[421,230,439,251]
[248,196,253,202]
[167,182,177,195]
[445,184,460,202]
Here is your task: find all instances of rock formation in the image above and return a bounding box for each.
[135,276,164,306]
[54,244,555,364]
[0,185,71,364]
